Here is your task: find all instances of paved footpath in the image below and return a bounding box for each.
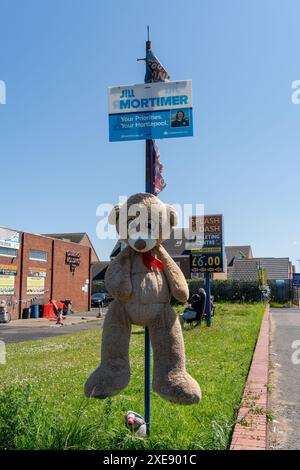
[269,307,300,450]
[0,310,106,343]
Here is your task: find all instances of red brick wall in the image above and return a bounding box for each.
[21,233,53,313]
[81,234,99,263]
[1,231,91,319]
[52,239,90,312]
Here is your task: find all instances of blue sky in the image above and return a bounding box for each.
[0,0,299,266]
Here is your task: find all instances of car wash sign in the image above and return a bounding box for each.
[188,215,224,274]
[108,80,193,142]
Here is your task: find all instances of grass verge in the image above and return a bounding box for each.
[0,302,265,450]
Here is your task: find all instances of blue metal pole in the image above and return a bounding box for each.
[144,34,152,436]
[205,272,212,327]
[144,325,151,436]
[144,141,152,436]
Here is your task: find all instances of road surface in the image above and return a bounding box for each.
[269,307,300,450]
[0,318,104,344]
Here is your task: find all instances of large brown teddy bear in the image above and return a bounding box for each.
[84,193,201,405]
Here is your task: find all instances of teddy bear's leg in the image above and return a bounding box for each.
[149,305,201,405]
[84,300,131,399]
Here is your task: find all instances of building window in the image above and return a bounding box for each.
[29,249,48,262]
[0,246,17,257]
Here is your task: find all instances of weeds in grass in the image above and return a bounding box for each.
[0,302,265,450]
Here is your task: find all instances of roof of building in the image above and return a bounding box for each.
[44,232,100,262]
[254,257,291,281]
[229,257,292,281]
[225,245,253,266]
[92,261,110,281]
[44,233,86,243]
[110,240,121,258]
[230,259,259,280]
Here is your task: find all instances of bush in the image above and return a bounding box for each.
[188,279,262,302]
[188,278,294,302]
[92,280,107,294]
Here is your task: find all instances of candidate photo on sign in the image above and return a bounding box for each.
[171,109,190,127]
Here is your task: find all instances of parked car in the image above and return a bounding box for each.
[91,293,113,308]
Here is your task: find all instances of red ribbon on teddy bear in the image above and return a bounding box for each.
[142,252,164,272]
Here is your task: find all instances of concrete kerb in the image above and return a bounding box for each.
[230,304,270,450]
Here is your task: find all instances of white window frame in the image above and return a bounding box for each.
[0,246,18,257]
[29,249,48,262]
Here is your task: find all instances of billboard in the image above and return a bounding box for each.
[189,215,224,274]
[27,268,47,295]
[108,80,193,142]
[0,265,17,296]
[0,228,20,250]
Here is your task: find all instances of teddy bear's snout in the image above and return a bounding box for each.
[134,239,147,251]
[128,229,157,252]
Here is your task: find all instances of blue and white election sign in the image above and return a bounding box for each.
[108,80,193,142]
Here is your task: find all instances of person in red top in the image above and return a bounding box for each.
[51,300,64,325]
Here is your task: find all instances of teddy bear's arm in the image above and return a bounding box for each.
[156,245,189,303]
[105,246,132,301]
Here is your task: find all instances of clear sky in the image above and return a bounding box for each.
[0,0,299,267]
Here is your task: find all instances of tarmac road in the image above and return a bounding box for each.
[0,315,105,344]
[269,307,300,450]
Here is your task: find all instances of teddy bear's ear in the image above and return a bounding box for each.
[166,204,178,228]
[108,204,121,226]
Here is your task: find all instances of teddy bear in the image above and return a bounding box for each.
[84,192,201,405]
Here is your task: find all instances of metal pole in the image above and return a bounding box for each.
[144,32,152,437]
[144,326,151,436]
[205,272,211,326]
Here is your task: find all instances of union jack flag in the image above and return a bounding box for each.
[145,47,169,195]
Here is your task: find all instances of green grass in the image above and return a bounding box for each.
[0,302,265,450]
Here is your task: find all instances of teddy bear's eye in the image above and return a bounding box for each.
[128,220,141,233]
[146,220,156,231]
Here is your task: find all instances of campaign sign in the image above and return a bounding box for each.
[108,80,193,142]
[293,273,300,287]
[188,215,224,273]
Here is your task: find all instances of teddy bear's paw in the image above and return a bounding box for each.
[84,365,130,399]
[153,371,201,405]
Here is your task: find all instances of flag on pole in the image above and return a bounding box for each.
[145,46,169,194]
[145,49,170,83]
[150,140,166,195]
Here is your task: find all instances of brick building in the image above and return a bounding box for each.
[0,227,94,320]
[44,232,99,263]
